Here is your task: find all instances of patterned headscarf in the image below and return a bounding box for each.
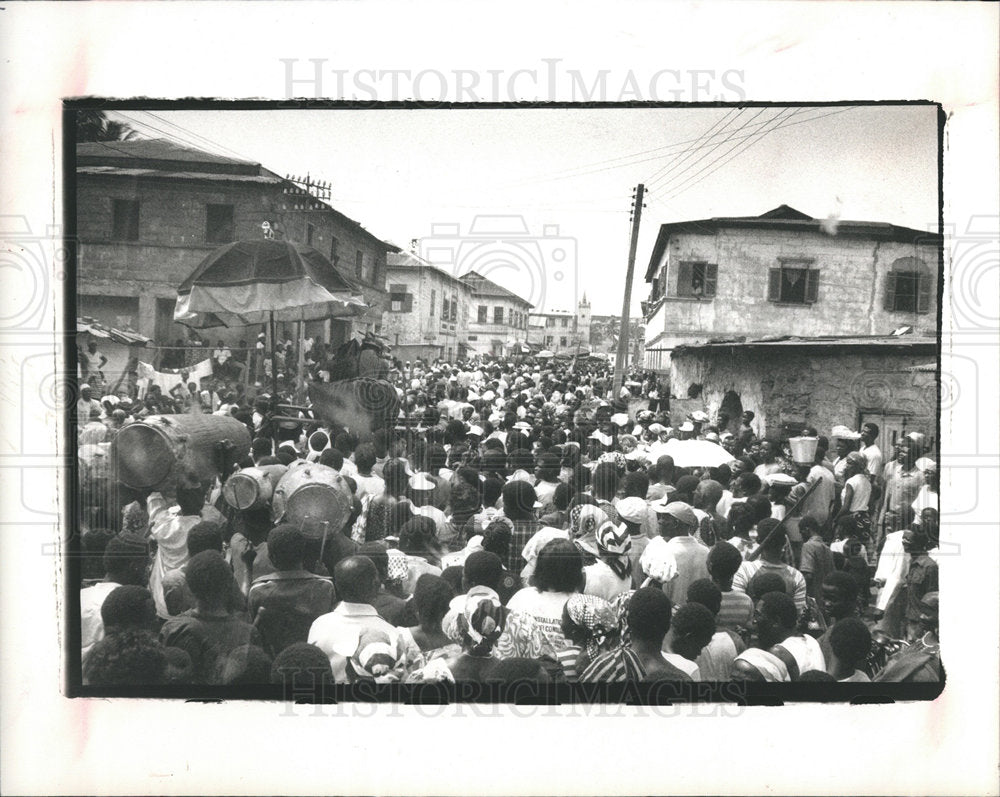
[564,594,618,661]
[349,628,400,682]
[455,594,507,656]
[385,547,409,586]
[598,451,627,474]
[595,520,633,581]
[569,504,607,556]
[609,589,636,647]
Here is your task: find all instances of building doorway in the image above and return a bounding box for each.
[719,390,743,435]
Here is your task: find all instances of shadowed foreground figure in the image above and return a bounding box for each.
[308,379,400,438]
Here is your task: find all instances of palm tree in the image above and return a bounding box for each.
[76,110,141,142]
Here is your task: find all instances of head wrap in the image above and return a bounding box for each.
[734,648,790,682]
[385,547,409,586]
[598,451,627,473]
[595,520,633,581]
[569,504,607,556]
[455,594,507,656]
[608,589,636,647]
[350,628,400,681]
[564,594,618,661]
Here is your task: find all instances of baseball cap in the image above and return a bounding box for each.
[650,499,698,527]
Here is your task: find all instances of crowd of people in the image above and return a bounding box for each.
[77,350,942,690]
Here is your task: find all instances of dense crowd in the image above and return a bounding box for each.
[77,352,941,690]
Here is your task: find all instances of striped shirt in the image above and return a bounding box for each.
[716,589,754,631]
[732,560,808,612]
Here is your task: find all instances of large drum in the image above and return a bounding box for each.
[222,464,287,511]
[271,460,352,538]
[111,413,251,491]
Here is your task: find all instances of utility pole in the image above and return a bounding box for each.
[612,183,644,403]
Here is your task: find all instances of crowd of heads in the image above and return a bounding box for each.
[79,351,941,691]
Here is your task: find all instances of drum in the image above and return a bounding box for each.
[223,467,272,511]
[271,460,352,537]
[111,413,251,491]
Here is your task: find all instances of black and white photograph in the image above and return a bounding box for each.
[69,103,944,695]
[2,2,998,795]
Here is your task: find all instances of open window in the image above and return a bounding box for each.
[676,261,718,298]
[884,257,931,313]
[768,260,819,305]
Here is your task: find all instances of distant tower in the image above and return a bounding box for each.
[577,292,592,351]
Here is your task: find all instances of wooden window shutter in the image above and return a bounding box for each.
[916,272,931,314]
[704,264,718,297]
[402,294,413,312]
[768,268,782,302]
[805,269,819,303]
[677,262,693,296]
[883,271,897,311]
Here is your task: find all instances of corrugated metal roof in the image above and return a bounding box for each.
[77,140,257,166]
[645,205,942,281]
[386,251,471,287]
[459,270,533,306]
[673,333,937,354]
[77,317,151,346]
[78,166,283,184]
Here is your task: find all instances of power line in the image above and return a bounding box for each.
[496,109,820,189]
[644,107,743,190]
[107,111,255,162]
[651,107,793,199]
[657,106,858,206]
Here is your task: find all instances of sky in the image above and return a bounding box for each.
[112,105,940,317]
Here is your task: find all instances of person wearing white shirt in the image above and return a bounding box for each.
[859,423,884,481]
[308,557,400,683]
[146,485,209,618]
[80,536,150,660]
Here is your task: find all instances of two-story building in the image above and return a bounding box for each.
[382,250,473,363]
[641,205,941,371]
[527,294,591,355]
[459,271,533,357]
[75,139,396,361]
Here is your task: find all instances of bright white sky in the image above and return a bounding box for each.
[113,105,939,316]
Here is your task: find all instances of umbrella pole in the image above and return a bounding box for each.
[270,311,279,447]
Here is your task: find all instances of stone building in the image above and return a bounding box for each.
[75,139,396,361]
[527,293,591,355]
[459,271,533,357]
[669,333,938,457]
[383,250,473,363]
[642,205,941,372]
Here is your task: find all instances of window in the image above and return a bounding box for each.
[388,283,411,313]
[676,261,718,298]
[355,250,364,280]
[430,289,436,316]
[205,204,234,244]
[477,305,487,323]
[468,335,478,341]
[450,296,458,322]
[494,306,504,324]
[546,317,555,327]
[885,257,931,313]
[768,261,819,305]
[442,295,449,321]
[560,317,568,327]
[306,223,314,247]
[111,199,140,241]
[560,336,568,347]
[329,237,339,264]
[545,335,553,345]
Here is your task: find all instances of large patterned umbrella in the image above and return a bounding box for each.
[173,238,367,329]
